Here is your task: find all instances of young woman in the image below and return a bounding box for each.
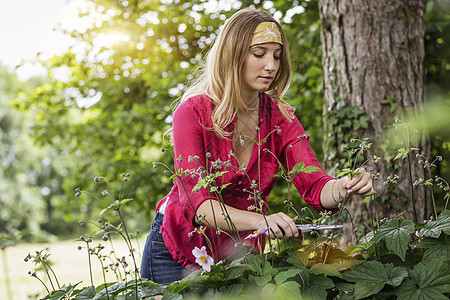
[141,8,374,285]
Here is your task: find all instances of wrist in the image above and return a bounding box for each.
[253,213,267,230]
[331,179,346,204]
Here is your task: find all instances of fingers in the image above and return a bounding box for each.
[343,168,374,196]
[265,212,298,239]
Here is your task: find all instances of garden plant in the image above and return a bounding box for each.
[26,121,450,300]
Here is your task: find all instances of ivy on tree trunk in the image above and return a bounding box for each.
[319,0,431,243]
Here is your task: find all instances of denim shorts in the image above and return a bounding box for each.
[140,212,190,285]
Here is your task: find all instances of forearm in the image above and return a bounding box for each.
[320,179,346,210]
[196,200,266,232]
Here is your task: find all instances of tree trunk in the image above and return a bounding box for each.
[319,0,430,244]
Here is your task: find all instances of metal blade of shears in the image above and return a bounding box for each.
[296,224,343,233]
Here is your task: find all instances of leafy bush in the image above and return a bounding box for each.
[25,123,450,299]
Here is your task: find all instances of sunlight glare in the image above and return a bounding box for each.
[94,32,129,48]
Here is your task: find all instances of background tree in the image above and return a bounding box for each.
[16,0,327,232]
[0,65,47,240]
[318,0,450,243]
[11,0,449,240]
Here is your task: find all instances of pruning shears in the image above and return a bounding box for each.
[277,224,343,235]
[296,224,343,234]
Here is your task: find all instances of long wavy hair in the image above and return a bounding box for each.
[177,8,293,138]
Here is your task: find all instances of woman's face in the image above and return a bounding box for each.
[241,42,282,98]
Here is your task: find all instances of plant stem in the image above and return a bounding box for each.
[86,244,94,286]
[116,209,140,296]
[407,153,418,223]
[430,186,438,220]
[96,254,110,299]
[43,264,56,291]
[48,265,61,289]
[33,274,50,294]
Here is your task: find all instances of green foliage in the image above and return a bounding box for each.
[372,216,416,261]
[394,257,450,300]
[419,210,450,238]
[343,261,408,299]
[28,171,450,300]
[10,0,328,231]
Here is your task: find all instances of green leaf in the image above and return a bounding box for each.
[192,179,207,191]
[262,281,302,299]
[224,264,255,280]
[416,235,450,268]
[419,210,450,238]
[373,218,415,260]
[246,254,263,274]
[299,269,335,300]
[116,294,139,300]
[74,286,96,299]
[43,283,79,300]
[274,269,300,285]
[253,274,273,287]
[287,162,321,176]
[99,204,115,218]
[268,170,284,179]
[310,263,343,278]
[287,250,309,267]
[118,198,133,206]
[301,166,323,174]
[394,148,409,160]
[165,279,189,294]
[343,261,408,299]
[288,162,305,175]
[394,257,450,300]
[218,284,244,296]
[337,168,353,178]
[162,294,183,300]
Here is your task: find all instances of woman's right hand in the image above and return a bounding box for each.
[258,212,299,239]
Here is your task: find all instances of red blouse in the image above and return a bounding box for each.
[157,93,334,269]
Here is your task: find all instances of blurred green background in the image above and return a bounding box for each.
[0,0,449,245]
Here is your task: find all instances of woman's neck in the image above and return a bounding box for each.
[241,91,260,112]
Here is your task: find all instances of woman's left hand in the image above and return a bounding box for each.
[340,168,375,197]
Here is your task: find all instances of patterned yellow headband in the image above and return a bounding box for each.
[250,22,283,47]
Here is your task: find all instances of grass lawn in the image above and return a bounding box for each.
[0,236,147,300]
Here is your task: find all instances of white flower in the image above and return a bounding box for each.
[244,227,268,240]
[192,246,214,272]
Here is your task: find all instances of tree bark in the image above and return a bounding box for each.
[319,0,430,244]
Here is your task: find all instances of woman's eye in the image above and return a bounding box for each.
[253,53,264,58]
[274,56,280,60]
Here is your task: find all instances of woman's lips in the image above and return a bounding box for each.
[259,76,273,83]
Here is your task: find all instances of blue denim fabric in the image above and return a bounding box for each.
[141,212,190,285]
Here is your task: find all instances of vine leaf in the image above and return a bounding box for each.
[394,147,420,160]
[73,286,96,299]
[394,257,450,300]
[274,268,300,285]
[44,283,79,300]
[419,210,450,238]
[288,162,322,176]
[416,235,450,267]
[372,218,415,260]
[299,270,334,300]
[286,250,308,267]
[261,281,301,299]
[310,263,343,278]
[343,261,408,299]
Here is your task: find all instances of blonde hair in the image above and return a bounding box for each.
[177,8,293,138]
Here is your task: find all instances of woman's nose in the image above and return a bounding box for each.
[264,58,276,72]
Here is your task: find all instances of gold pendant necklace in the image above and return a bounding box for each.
[239,134,245,146]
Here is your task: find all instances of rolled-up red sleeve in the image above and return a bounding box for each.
[280,113,335,212]
[172,99,219,224]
